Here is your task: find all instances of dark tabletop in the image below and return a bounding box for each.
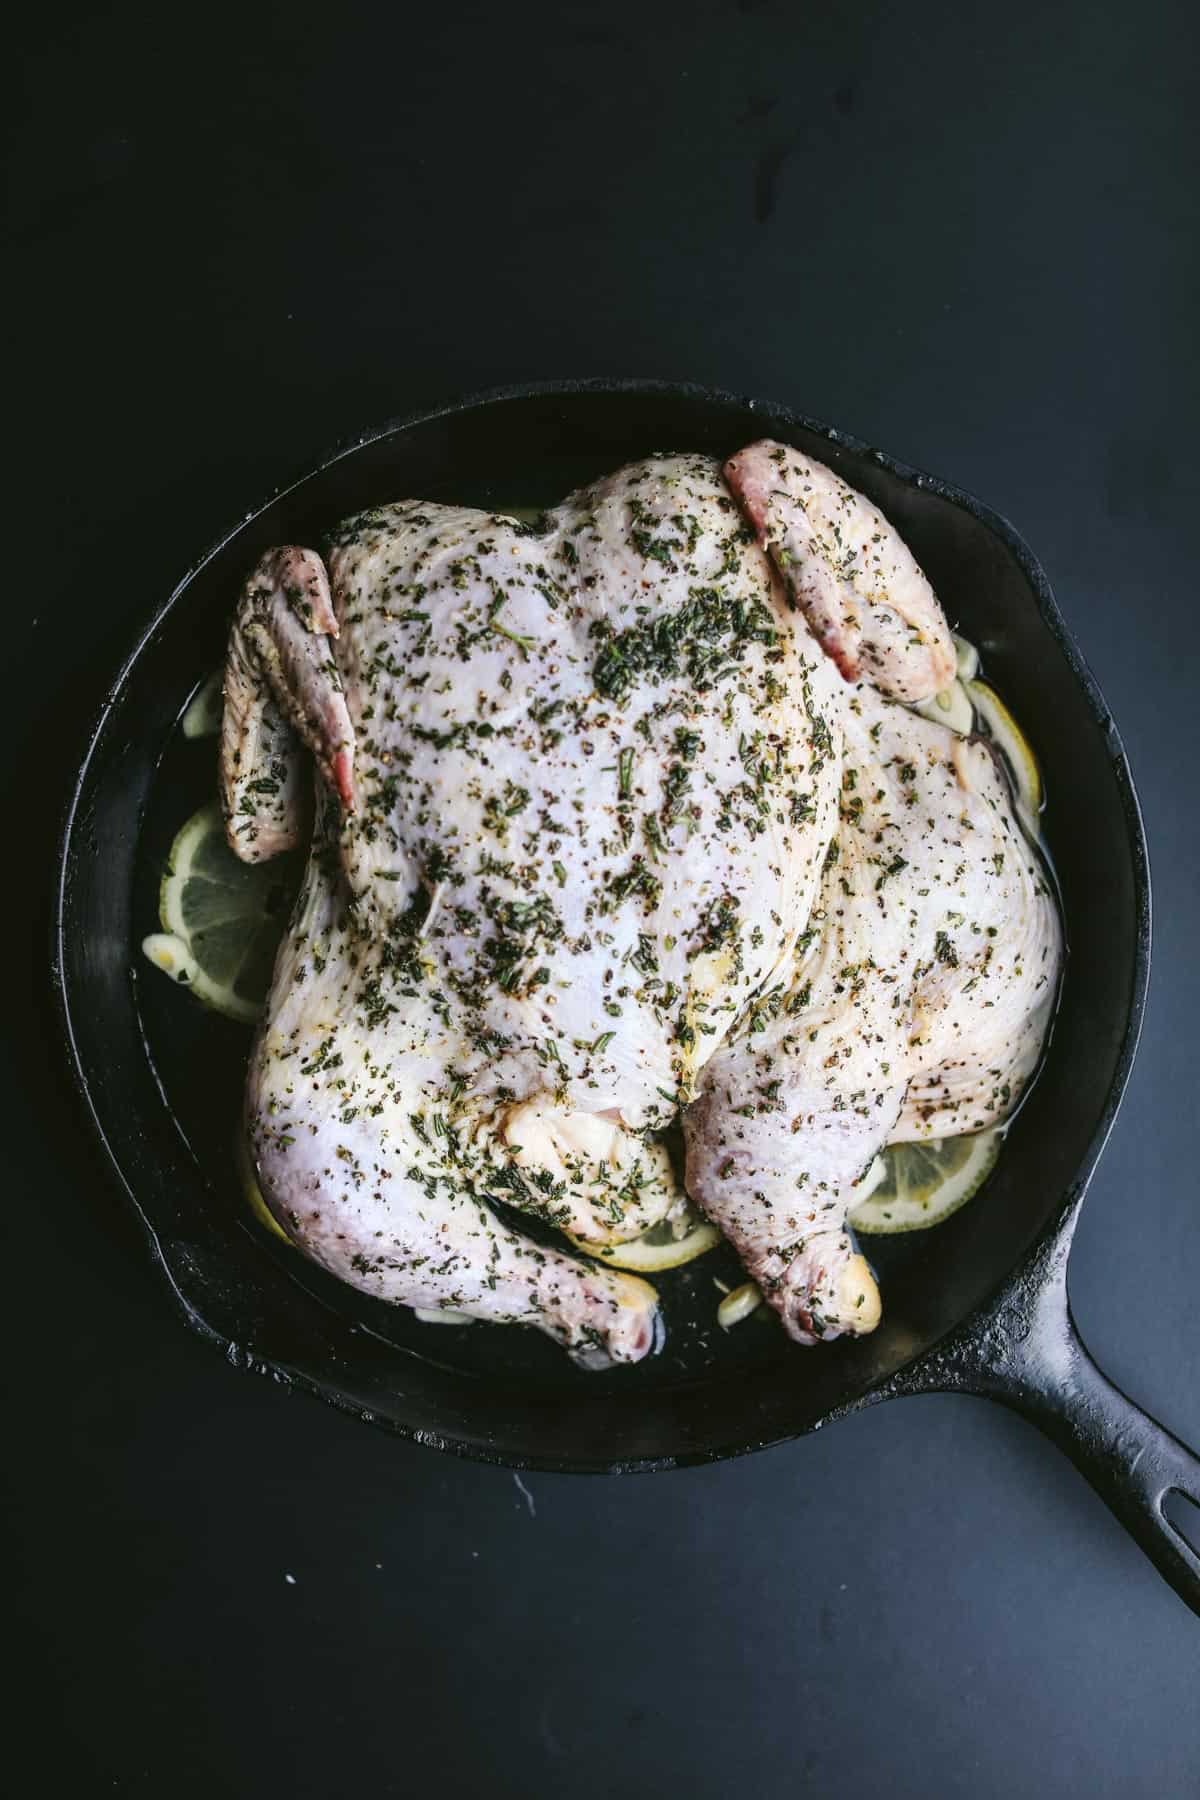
[7,2,1199,1793]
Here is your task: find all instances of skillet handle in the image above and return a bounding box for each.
[898,1236,1200,1616]
[1001,1317,1200,1615]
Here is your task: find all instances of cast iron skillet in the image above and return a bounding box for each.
[53,379,1200,1614]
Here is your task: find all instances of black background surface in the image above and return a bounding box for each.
[7,3,1200,1793]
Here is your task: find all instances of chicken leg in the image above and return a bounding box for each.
[684,442,1060,1343]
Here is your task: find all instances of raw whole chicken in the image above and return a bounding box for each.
[220,441,1061,1367]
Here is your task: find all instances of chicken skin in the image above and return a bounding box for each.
[221,441,1060,1365]
[682,443,1060,1343]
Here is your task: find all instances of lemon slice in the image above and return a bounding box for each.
[573,1201,720,1273]
[848,1129,1002,1234]
[965,678,1043,828]
[143,801,302,1023]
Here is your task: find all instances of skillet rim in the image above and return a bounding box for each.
[50,376,1152,1472]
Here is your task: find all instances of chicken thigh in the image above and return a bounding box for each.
[683,444,1061,1342]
